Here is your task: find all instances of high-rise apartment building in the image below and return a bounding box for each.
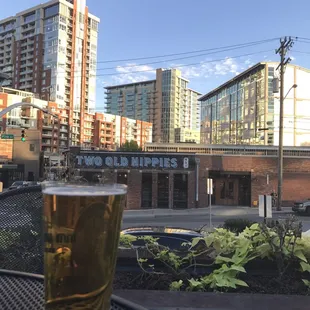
[200,62,310,147]
[0,87,152,153]
[0,0,99,146]
[105,68,201,143]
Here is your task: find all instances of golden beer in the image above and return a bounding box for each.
[42,183,127,310]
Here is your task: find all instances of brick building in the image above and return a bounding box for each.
[0,87,152,154]
[73,145,310,209]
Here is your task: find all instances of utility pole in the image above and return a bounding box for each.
[275,37,294,211]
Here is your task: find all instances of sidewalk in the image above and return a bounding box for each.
[123,205,293,219]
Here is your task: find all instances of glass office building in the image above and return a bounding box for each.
[200,62,310,146]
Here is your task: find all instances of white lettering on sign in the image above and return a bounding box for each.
[105,157,113,167]
[84,156,94,166]
[171,158,177,168]
[121,157,129,167]
[144,157,152,167]
[76,155,188,169]
[131,157,139,167]
[152,158,159,167]
[94,156,103,167]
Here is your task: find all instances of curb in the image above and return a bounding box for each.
[122,211,294,220]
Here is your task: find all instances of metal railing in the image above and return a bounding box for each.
[144,143,310,158]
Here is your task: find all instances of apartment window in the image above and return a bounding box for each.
[59,15,66,24]
[24,13,35,23]
[91,20,99,31]
[44,4,59,18]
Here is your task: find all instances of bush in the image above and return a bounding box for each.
[223,218,256,233]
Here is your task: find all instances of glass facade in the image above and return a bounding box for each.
[201,64,267,145]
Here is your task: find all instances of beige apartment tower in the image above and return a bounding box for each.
[105,68,201,143]
[0,0,100,147]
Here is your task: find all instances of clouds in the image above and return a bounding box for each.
[171,57,255,80]
[101,56,257,87]
[110,63,155,85]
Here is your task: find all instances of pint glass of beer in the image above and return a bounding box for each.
[42,182,127,309]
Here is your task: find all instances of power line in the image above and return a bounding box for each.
[54,49,275,80]
[54,39,278,76]
[93,38,280,64]
[94,40,276,71]
[293,50,310,55]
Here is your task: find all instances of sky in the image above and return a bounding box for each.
[2,0,310,113]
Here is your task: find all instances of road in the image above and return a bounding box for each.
[122,213,310,232]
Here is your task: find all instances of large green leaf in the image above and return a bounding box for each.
[256,243,271,258]
[233,279,249,287]
[249,223,259,230]
[294,250,307,262]
[302,279,310,287]
[230,265,246,273]
[188,278,203,289]
[300,261,310,272]
[215,255,232,264]
[191,237,202,248]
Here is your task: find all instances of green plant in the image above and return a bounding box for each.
[185,226,259,291]
[126,219,310,293]
[170,280,183,291]
[119,234,137,248]
[258,217,303,279]
[223,218,256,234]
[191,228,238,256]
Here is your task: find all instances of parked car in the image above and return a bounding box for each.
[24,181,41,186]
[8,181,40,191]
[8,181,27,190]
[120,226,203,251]
[292,200,310,215]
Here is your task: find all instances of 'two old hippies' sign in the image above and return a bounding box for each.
[75,152,196,170]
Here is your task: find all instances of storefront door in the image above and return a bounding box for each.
[216,178,239,205]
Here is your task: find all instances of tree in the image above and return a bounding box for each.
[119,140,142,152]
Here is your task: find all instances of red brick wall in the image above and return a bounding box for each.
[0,139,13,162]
[197,155,310,207]
[126,170,141,209]
[80,154,310,209]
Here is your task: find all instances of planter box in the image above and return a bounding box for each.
[113,290,310,310]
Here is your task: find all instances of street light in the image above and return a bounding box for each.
[0,102,58,119]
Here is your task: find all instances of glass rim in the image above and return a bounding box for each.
[41,181,127,196]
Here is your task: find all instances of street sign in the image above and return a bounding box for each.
[207,178,213,229]
[259,195,272,219]
[1,134,14,139]
[207,178,213,195]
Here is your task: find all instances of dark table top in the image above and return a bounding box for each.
[0,269,147,310]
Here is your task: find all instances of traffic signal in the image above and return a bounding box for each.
[21,129,26,142]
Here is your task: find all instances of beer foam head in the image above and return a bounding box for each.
[42,184,127,196]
